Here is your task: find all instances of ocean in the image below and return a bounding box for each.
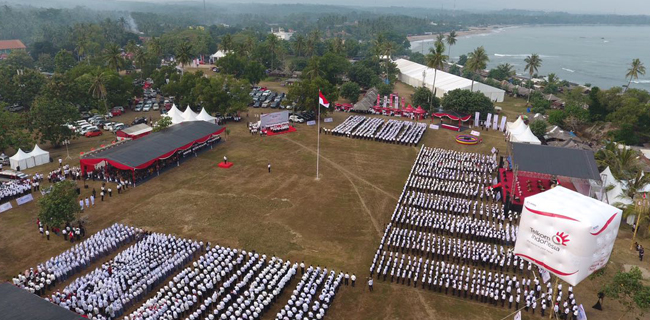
[411,25,650,90]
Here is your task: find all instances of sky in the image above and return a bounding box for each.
[204,0,650,15]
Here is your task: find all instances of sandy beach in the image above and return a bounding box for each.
[407,25,507,42]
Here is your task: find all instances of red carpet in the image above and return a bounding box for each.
[218,162,234,168]
[499,168,552,205]
[264,126,297,136]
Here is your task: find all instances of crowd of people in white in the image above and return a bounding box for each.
[327,116,426,146]
[0,179,33,204]
[51,232,201,319]
[12,223,139,296]
[127,246,297,320]
[369,147,584,319]
[275,265,342,320]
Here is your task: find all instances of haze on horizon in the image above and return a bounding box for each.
[13,0,650,16]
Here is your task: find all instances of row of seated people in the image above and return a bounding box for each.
[330,115,366,136]
[275,265,342,320]
[350,117,384,139]
[126,245,297,320]
[12,223,140,296]
[395,122,427,145]
[267,123,290,133]
[50,233,201,319]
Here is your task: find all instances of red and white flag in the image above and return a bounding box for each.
[319,90,330,108]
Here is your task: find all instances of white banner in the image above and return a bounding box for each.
[470,130,481,137]
[485,113,492,128]
[492,114,499,130]
[306,120,316,126]
[383,96,388,108]
[514,311,521,320]
[474,112,480,127]
[0,202,12,213]
[538,266,551,283]
[577,305,587,320]
[324,118,333,123]
[16,194,34,206]
[499,116,508,132]
[429,124,439,130]
[260,111,289,128]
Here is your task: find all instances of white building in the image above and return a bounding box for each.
[394,58,505,102]
[271,28,294,41]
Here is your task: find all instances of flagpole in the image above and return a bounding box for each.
[316,96,321,180]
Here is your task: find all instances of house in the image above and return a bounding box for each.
[271,28,294,41]
[0,40,26,59]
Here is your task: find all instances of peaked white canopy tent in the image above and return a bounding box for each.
[197,107,218,123]
[10,149,35,170]
[181,106,199,122]
[30,144,50,166]
[394,58,505,102]
[510,126,541,145]
[163,105,219,125]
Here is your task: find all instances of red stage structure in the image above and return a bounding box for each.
[432,110,471,131]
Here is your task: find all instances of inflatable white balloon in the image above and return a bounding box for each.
[514,186,622,286]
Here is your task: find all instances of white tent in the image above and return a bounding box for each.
[394,58,505,102]
[514,186,622,286]
[196,107,218,123]
[182,106,199,122]
[10,148,35,170]
[509,125,541,145]
[30,144,50,166]
[165,104,186,124]
[506,116,525,133]
[210,50,230,60]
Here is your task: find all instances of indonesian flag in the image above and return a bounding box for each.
[319,90,330,108]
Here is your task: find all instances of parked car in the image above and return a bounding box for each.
[5,104,24,112]
[253,101,262,108]
[143,103,153,112]
[132,117,147,125]
[114,106,125,112]
[289,115,304,123]
[111,123,126,132]
[79,125,98,135]
[0,154,9,165]
[152,103,160,111]
[134,104,143,112]
[111,108,123,117]
[85,129,102,137]
[271,101,280,109]
[262,101,270,108]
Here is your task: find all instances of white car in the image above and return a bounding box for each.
[109,123,125,132]
[143,103,153,112]
[79,126,98,135]
[153,103,160,111]
[289,115,304,123]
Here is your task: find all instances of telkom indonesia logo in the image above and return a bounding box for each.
[552,232,570,246]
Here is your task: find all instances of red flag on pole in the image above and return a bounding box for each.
[319,90,330,108]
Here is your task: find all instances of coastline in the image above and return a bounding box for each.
[407,25,508,42]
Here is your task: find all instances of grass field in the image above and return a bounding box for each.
[0,91,648,320]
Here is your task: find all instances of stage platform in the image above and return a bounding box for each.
[499,168,552,206]
[218,162,234,168]
[264,126,296,136]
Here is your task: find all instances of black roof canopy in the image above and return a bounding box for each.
[0,283,84,320]
[511,143,600,180]
[84,121,223,168]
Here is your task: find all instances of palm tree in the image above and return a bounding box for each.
[496,63,515,79]
[293,34,305,57]
[304,57,324,80]
[596,142,641,181]
[332,36,344,55]
[220,34,233,52]
[244,36,255,57]
[147,36,162,59]
[372,34,386,59]
[382,41,396,60]
[466,46,489,91]
[125,40,137,55]
[175,41,192,69]
[625,58,646,92]
[266,34,280,71]
[524,53,542,102]
[446,31,457,61]
[424,41,448,96]
[134,47,147,78]
[435,33,445,47]
[75,38,89,63]
[103,43,123,73]
[89,71,108,113]
[118,17,127,30]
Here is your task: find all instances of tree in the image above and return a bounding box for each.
[147,36,162,59]
[153,116,172,132]
[488,63,515,81]
[529,120,547,140]
[435,33,444,47]
[293,34,306,57]
[194,75,251,114]
[440,89,495,115]
[89,71,109,113]
[175,41,193,69]
[466,47,489,91]
[30,97,78,147]
[588,87,607,121]
[133,47,148,73]
[595,142,641,181]
[602,267,650,319]
[411,86,439,111]
[348,64,376,89]
[288,76,337,113]
[36,54,55,72]
[220,34,233,52]
[424,41,448,96]
[38,180,80,228]
[543,73,559,94]
[625,58,646,92]
[54,49,77,74]
[524,53,542,102]
[318,52,350,85]
[266,34,280,71]
[0,109,32,153]
[1,50,34,70]
[446,31,457,61]
[457,54,468,66]
[340,82,360,103]
[377,82,393,96]
[104,43,124,72]
[244,61,266,86]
